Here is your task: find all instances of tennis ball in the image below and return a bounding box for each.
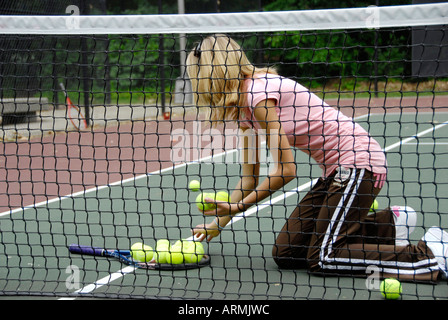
[215,191,230,203]
[173,240,192,250]
[196,192,230,211]
[380,278,402,300]
[130,242,154,262]
[154,239,170,264]
[196,192,216,211]
[189,180,201,192]
[166,243,184,264]
[370,199,379,212]
[183,241,205,264]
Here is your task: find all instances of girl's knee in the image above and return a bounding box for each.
[272,244,308,269]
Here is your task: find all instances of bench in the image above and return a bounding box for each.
[0,97,51,125]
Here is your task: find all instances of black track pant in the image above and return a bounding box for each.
[272,167,439,282]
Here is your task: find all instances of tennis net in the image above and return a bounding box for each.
[0,3,447,301]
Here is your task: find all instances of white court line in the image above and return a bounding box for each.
[0,148,231,218]
[0,165,182,218]
[63,117,448,298]
[404,142,448,145]
[72,266,137,295]
[382,121,448,152]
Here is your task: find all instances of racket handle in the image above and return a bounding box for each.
[69,244,104,256]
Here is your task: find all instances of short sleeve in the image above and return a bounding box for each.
[245,76,281,108]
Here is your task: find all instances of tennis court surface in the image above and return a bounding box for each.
[1,3,448,302]
[1,104,447,300]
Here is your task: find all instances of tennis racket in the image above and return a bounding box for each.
[59,83,88,131]
[68,244,211,270]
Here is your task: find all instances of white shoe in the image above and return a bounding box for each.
[422,226,448,279]
[391,206,417,246]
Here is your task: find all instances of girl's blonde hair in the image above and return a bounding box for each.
[186,34,276,123]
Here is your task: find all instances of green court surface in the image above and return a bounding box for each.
[1,111,448,300]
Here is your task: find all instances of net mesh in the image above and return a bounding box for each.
[0,4,447,300]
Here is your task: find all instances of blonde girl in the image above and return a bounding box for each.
[187,34,445,281]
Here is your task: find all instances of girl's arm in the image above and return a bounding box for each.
[192,127,260,241]
[203,99,296,216]
[236,99,297,210]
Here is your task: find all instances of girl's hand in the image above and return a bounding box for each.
[201,196,241,216]
[192,198,242,242]
[192,222,221,242]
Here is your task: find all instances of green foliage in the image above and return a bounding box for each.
[0,0,421,104]
[263,28,412,86]
[260,0,414,88]
[264,0,411,11]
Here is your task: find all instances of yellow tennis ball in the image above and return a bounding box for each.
[173,240,192,250]
[130,242,154,262]
[189,180,201,192]
[215,191,230,203]
[173,240,192,255]
[380,278,402,300]
[156,239,170,249]
[370,199,379,212]
[154,239,170,264]
[183,241,204,263]
[196,193,216,211]
[166,244,184,264]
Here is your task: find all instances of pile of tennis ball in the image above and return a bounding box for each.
[130,239,204,265]
[130,242,154,262]
[165,240,205,264]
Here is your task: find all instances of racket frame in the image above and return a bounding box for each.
[59,83,88,130]
[69,244,210,270]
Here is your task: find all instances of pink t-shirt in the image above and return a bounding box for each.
[240,74,387,185]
